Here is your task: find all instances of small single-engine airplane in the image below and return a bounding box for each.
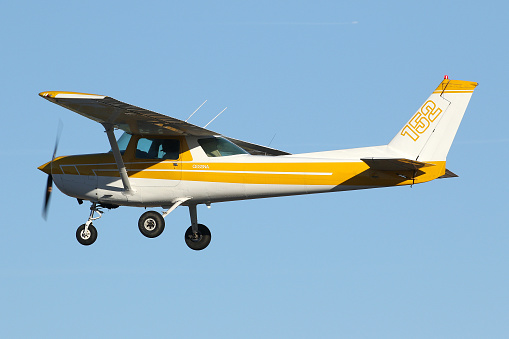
[39,76,477,250]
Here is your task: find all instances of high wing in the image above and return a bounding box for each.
[39,91,291,156]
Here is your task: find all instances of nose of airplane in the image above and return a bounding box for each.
[38,160,52,175]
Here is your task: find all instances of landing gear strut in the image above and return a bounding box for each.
[184,205,211,251]
[76,203,101,246]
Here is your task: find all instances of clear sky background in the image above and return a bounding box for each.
[1,1,508,338]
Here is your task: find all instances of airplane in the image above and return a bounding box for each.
[38,76,477,250]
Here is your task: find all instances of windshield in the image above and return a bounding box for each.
[109,132,132,154]
[198,137,248,157]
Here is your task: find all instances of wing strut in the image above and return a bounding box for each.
[103,123,133,193]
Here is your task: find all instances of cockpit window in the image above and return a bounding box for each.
[198,137,248,157]
[136,138,180,160]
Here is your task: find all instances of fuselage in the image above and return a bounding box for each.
[39,134,446,208]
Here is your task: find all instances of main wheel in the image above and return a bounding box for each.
[185,224,211,251]
[138,211,165,238]
[76,224,97,246]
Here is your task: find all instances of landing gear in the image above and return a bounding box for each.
[75,201,213,250]
[184,205,211,251]
[136,201,212,250]
[185,224,211,251]
[76,224,97,245]
[138,211,165,238]
[76,202,102,246]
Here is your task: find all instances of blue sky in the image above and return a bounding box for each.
[1,0,508,338]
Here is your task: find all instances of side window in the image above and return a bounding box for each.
[136,138,180,160]
[198,137,248,157]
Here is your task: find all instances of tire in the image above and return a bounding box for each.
[184,224,211,251]
[76,224,98,246]
[138,211,165,238]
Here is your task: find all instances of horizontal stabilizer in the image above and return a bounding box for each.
[438,169,458,179]
[361,158,435,171]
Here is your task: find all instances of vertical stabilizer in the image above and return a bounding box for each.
[388,78,477,161]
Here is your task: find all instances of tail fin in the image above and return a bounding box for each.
[388,78,478,162]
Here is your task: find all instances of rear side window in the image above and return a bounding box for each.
[198,137,248,157]
[136,138,180,160]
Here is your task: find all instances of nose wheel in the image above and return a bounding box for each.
[75,202,102,246]
[76,223,98,246]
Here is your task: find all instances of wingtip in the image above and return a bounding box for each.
[39,91,54,98]
[39,91,106,99]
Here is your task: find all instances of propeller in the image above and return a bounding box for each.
[42,122,62,220]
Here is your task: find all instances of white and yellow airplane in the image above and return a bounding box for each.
[39,77,477,250]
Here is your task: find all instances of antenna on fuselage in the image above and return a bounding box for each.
[185,100,207,122]
[204,107,227,128]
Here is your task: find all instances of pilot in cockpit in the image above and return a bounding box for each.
[161,140,179,160]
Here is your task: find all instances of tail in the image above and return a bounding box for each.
[388,77,478,162]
